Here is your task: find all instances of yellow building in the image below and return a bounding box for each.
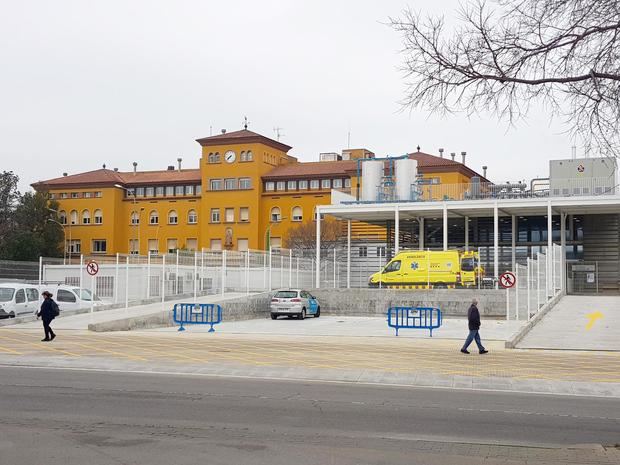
[32,129,487,255]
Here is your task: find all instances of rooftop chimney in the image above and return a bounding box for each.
[461,151,467,165]
[132,162,137,175]
[450,152,456,161]
[113,168,119,172]
[177,157,182,170]
[221,129,227,134]
[167,165,174,171]
[482,165,488,178]
[438,148,444,158]
[102,163,106,169]
[63,172,68,177]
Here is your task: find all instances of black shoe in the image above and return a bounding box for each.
[41,338,50,342]
[460,349,470,354]
[479,350,489,354]
[50,334,56,341]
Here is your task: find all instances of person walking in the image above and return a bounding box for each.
[461,298,488,354]
[37,291,58,342]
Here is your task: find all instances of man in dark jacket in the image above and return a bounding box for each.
[37,291,57,342]
[461,298,488,354]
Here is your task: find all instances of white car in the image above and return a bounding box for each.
[270,289,320,320]
[38,285,103,312]
[0,283,41,318]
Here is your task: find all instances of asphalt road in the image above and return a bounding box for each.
[0,366,618,465]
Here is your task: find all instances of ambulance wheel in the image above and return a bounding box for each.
[433,283,448,289]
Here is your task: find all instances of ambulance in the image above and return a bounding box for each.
[368,249,482,289]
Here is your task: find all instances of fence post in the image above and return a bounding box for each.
[175,249,180,295]
[125,256,129,310]
[245,251,250,295]
[527,258,531,321]
[200,248,205,292]
[333,248,336,289]
[296,257,299,288]
[280,254,284,289]
[505,286,509,321]
[311,257,314,288]
[79,254,84,291]
[146,251,151,299]
[268,248,272,291]
[537,254,540,311]
[114,253,119,304]
[161,254,166,309]
[515,265,519,320]
[289,249,292,289]
[91,272,95,314]
[38,256,43,287]
[194,251,198,301]
[221,250,227,295]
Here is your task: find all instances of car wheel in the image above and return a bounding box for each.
[271,314,277,320]
[299,308,306,320]
[9,312,15,318]
[315,307,320,318]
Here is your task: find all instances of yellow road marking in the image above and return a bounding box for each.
[0,334,81,357]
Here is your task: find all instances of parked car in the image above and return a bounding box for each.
[270,289,320,320]
[0,283,40,318]
[38,284,103,312]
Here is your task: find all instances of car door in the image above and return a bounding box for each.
[304,291,318,314]
[56,289,78,310]
[381,260,403,284]
[26,288,40,315]
[14,289,29,315]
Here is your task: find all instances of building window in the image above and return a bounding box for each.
[82,210,91,225]
[358,246,368,257]
[156,186,164,196]
[210,179,222,191]
[270,206,281,222]
[92,240,107,254]
[270,237,282,250]
[196,185,202,195]
[131,211,140,225]
[148,239,158,255]
[287,180,297,190]
[145,187,155,197]
[298,180,308,190]
[225,208,234,223]
[292,206,303,221]
[129,239,139,255]
[168,210,178,224]
[68,239,81,253]
[84,192,92,198]
[71,192,79,199]
[224,178,237,190]
[208,152,220,163]
[186,238,198,251]
[175,185,184,196]
[187,209,198,224]
[333,179,343,189]
[321,179,331,189]
[377,246,386,257]
[210,239,222,250]
[310,180,320,190]
[167,238,178,253]
[240,207,249,222]
[59,211,67,225]
[70,210,78,225]
[276,181,286,191]
[265,182,275,191]
[185,185,194,196]
[94,209,103,224]
[210,208,220,223]
[136,187,145,197]
[60,193,68,199]
[344,178,351,188]
[241,150,253,162]
[165,186,174,196]
[95,191,102,198]
[49,193,55,199]
[237,238,249,251]
[149,210,159,225]
[239,178,251,189]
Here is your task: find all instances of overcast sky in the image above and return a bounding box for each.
[1,0,576,193]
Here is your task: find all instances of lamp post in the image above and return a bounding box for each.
[114,184,141,255]
[48,207,71,263]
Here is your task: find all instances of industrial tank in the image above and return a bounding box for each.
[395,158,417,201]
[361,160,383,201]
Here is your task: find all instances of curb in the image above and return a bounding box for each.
[505,292,565,349]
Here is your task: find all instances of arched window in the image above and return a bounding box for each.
[59,210,67,225]
[270,206,281,222]
[187,209,198,224]
[240,151,246,161]
[246,150,253,161]
[168,210,178,225]
[94,209,103,224]
[292,206,303,222]
[149,210,159,225]
[81,210,91,225]
[70,210,78,225]
[130,211,140,225]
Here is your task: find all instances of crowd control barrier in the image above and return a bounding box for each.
[387,306,442,337]
[173,303,222,332]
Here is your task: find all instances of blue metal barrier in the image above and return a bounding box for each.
[387,306,442,337]
[173,303,222,332]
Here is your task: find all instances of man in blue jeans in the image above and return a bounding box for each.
[461,298,488,354]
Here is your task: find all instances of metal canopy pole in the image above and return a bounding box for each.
[347,220,351,289]
[493,203,499,288]
[114,253,119,304]
[333,248,336,289]
[511,215,516,271]
[394,206,400,255]
[442,203,448,251]
[547,201,553,297]
[419,218,424,250]
[464,216,469,251]
[560,212,567,292]
[315,207,321,288]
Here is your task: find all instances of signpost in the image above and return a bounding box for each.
[86,260,99,313]
[500,271,516,321]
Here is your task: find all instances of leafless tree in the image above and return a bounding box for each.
[285,217,344,253]
[391,0,620,156]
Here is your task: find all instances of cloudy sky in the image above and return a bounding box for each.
[1,0,575,193]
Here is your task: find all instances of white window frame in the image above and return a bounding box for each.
[321,179,331,189]
[239,178,251,189]
[92,239,107,254]
[298,180,308,190]
[210,179,223,191]
[310,180,320,190]
[168,210,178,225]
[210,208,220,223]
[224,178,237,190]
[270,207,281,222]
[265,182,275,192]
[149,210,159,225]
[225,208,234,223]
[239,207,249,222]
[187,210,198,224]
[292,206,303,222]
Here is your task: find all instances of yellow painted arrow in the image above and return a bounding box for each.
[585,311,603,330]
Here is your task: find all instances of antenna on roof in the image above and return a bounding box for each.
[417,145,421,152]
[102,163,106,169]
[243,116,250,130]
[273,127,284,141]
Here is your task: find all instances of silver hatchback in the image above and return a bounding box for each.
[270,290,320,320]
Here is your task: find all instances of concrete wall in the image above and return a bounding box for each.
[308,289,506,317]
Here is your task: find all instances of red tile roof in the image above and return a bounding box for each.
[196,129,292,153]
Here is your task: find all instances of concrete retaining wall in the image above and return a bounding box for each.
[309,288,507,317]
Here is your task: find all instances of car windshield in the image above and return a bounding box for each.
[0,288,15,302]
[72,288,100,301]
[461,257,476,272]
[274,291,298,299]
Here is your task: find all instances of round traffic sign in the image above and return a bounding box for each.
[499,271,516,289]
[86,260,99,276]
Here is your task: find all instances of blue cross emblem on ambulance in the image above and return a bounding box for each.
[410,262,419,270]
